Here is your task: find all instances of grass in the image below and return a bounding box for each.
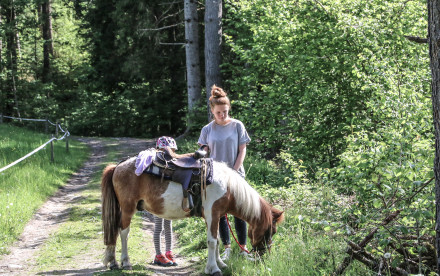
[0,124,89,254]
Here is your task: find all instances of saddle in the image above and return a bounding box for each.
[145,147,212,214]
[154,147,202,170]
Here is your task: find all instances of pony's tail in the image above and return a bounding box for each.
[101,164,120,245]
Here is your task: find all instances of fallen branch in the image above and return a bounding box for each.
[404,35,428,44]
[333,210,401,275]
[346,247,409,276]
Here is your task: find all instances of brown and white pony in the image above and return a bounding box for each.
[101,157,284,275]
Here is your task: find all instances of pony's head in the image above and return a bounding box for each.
[248,202,284,256]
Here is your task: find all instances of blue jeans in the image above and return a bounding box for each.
[219,215,247,246]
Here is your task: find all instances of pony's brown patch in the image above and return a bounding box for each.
[111,160,171,228]
[164,147,195,159]
[210,192,231,238]
[138,174,171,214]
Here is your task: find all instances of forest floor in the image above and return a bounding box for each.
[0,137,198,275]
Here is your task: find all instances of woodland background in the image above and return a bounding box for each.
[0,0,437,274]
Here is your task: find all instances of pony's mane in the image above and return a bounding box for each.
[215,162,261,220]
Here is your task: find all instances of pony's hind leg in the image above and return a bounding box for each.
[120,226,133,270]
[103,245,119,270]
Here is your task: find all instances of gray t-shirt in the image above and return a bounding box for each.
[198,118,251,176]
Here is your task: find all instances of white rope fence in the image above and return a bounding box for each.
[0,114,71,173]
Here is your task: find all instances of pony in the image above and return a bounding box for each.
[101,156,284,275]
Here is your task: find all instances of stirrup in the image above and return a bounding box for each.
[181,194,194,212]
[182,197,190,212]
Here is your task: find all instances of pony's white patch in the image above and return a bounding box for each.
[212,162,261,220]
[160,182,189,220]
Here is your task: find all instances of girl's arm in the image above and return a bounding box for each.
[233,143,247,171]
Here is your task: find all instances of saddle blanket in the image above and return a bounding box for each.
[134,149,156,176]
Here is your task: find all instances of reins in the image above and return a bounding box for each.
[225,214,250,254]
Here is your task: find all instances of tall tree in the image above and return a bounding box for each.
[41,0,53,83]
[428,0,440,272]
[3,1,20,117]
[0,6,3,95]
[204,0,222,120]
[184,0,201,130]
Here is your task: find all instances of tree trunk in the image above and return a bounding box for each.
[204,0,222,121]
[0,6,3,79]
[184,0,201,129]
[4,3,20,118]
[0,6,3,106]
[41,0,53,83]
[14,16,21,58]
[428,0,440,273]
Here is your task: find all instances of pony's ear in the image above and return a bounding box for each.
[272,209,285,225]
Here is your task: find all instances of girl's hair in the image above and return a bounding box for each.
[209,85,230,108]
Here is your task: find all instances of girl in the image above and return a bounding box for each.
[152,136,178,266]
[198,85,253,261]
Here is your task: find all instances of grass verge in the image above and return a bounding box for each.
[0,124,89,254]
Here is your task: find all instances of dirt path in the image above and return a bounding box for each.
[0,137,198,276]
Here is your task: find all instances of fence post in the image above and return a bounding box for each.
[50,135,54,163]
[55,120,59,137]
[0,114,2,124]
[45,118,48,134]
[65,121,69,152]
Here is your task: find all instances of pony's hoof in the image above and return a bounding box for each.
[109,262,120,270]
[122,265,133,270]
[218,260,227,269]
[205,267,222,275]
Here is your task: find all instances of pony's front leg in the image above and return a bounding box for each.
[216,238,227,269]
[204,216,222,275]
[120,226,133,270]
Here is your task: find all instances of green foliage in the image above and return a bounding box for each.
[0,124,89,254]
[223,0,429,171]
[224,0,370,167]
[329,129,435,273]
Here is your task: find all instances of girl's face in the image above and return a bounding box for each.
[211,104,230,125]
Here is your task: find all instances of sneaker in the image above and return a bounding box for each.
[165,251,178,266]
[239,251,255,261]
[221,247,232,261]
[153,254,173,266]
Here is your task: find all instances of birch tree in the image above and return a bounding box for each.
[184,0,201,130]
